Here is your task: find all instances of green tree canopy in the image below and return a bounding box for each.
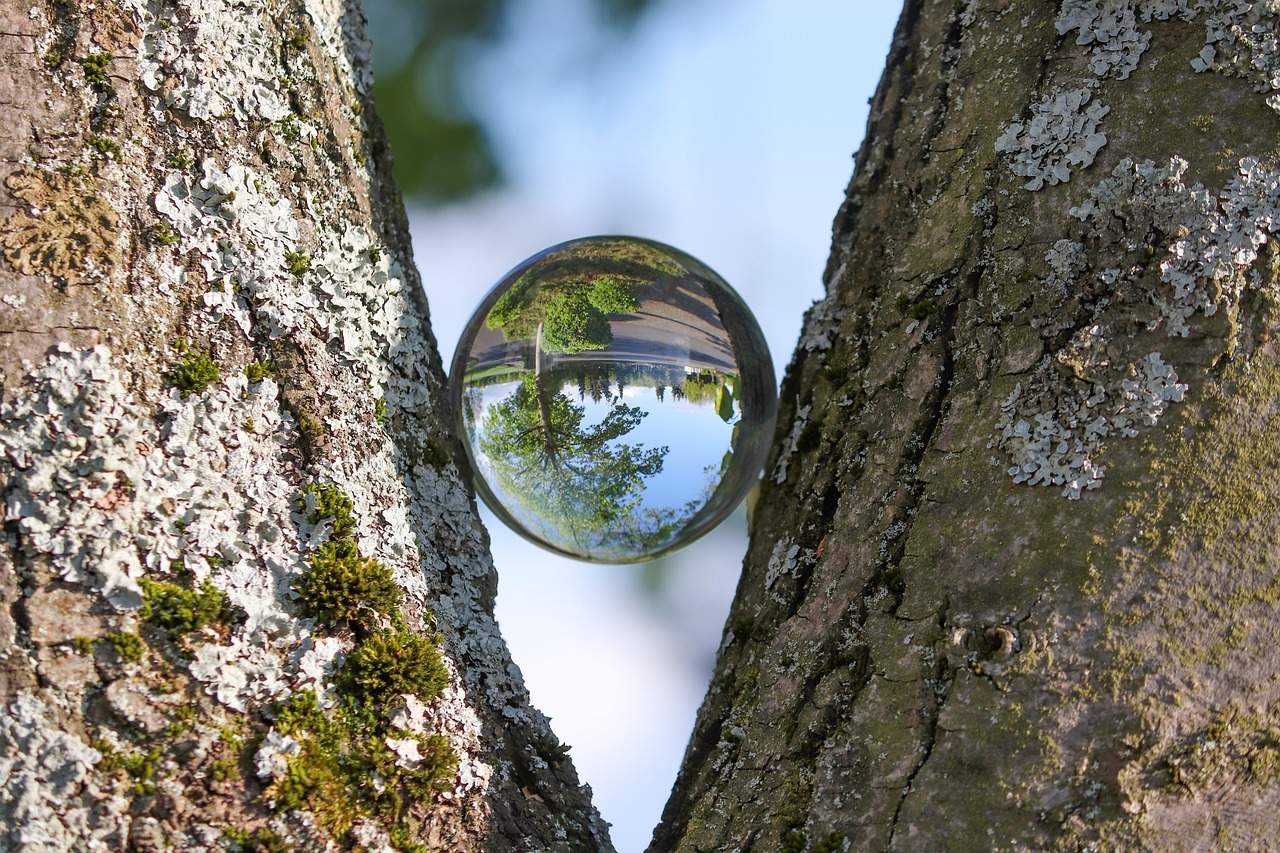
[475,373,671,557]
[484,237,690,353]
[364,0,659,202]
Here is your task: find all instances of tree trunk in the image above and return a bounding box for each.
[0,1,608,850]
[654,1,1280,851]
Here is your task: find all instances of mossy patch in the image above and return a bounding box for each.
[81,51,113,89]
[299,483,356,540]
[87,135,122,161]
[343,627,448,707]
[106,631,146,663]
[272,483,456,846]
[267,686,456,845]
[222,827,292,853]
[1159,705,1280,795]
[295,540,400,630]
[150,220,180,246]
[285,250,310,276]
[167,346,220,395]
[531,732,571,765]
[284,26,309,50]
[245,361,274,384]
[294,482,404,630]
[813,831,846,853]
[94,738,163,795]
[276,116,303,142]
[140,577,230,634]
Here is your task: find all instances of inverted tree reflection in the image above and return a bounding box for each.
[454,236,775,562]
[473,367,689,559]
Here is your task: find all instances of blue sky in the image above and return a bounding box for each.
[407,1,901,848]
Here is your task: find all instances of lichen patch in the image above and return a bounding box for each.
[772,402,812,484]
[996,349,1186,498]
[1194,1,1280,113]
[131,0,294,122]
[1071,156,1280,335]
[1056,0,1152,80]
[0,693,128,852]
[1,344,153,608]
[994,88,1110,190]
[0,169,121,288]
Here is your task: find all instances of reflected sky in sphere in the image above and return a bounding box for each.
[451,236,776,562]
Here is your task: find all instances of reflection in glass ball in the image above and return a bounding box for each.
[449,236,777,563]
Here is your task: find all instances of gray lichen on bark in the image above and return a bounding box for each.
[0,0,608,850]
[652,1,1280,851]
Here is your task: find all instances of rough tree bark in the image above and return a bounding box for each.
[4,0,1280,851]
[0,0,608,850]
[653,1,1280,851]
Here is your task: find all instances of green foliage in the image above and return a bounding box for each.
[285,26,310,49]
[162,703,197,737]
[267,688,456,845]
[225,826,295,853]
[486,262,649,354]
[276,115,302,142]
[269,740,363,836]
[168,349,220,395]
[299,483,357,540]
[245,829,292,853]
[344,627,449,706]
[244,361,273,383]
[813,831,846,853]
[295,414,324,446]
[95,738,163,794]
[140,578,229,634]
[781,830,807,853]
[895,292,937,319]
[295,540,401,629]
[540,290,613,353]
[210,754,240,781]
[81,52,113,88]
[585,274,640,314]
[272,477,452,846]
[910,298,938,319]
[364,0,654,202]
[294,483,402,629]
[170,148,195,168]
[88,135,122,161]
[531,733,572,764]
[374,397,389,426]
[106,631,146,663]
[222,828,252,846]
[285,250,310,276]
[150,221,180,246]
[474,372,689,557]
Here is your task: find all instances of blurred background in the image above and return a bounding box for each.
[360,0,900,848]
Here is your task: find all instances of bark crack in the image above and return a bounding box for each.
[0,325,103,334]
[916,0,971,162]
[885,652,954,851]
[877,269,964,615]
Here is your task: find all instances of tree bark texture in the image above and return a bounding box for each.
[0,1,609,850]
[655,1,1280,851]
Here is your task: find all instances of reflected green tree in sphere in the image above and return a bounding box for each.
[451,236,776,563]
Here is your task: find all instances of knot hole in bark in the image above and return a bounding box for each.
[952,624,1020,661]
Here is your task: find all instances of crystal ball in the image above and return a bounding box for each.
[449,236,777,563]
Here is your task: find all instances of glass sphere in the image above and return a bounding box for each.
[449,236,777,563]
